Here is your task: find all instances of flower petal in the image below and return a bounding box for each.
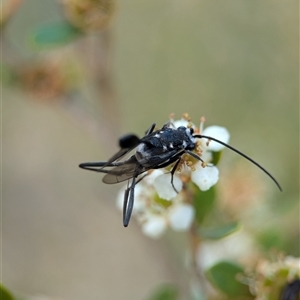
[173,118,193,128]
[191,165,219,191]
[143,169,164,185]
[116,187,126,211]
[153,173,183,200]
[169,203,195,231]
[141,215,167,238]
[202,126,230,151]
[116,184,146,214]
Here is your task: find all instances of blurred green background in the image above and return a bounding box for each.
[2,0,298,299]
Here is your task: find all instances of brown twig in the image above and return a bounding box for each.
[76,29,121,139]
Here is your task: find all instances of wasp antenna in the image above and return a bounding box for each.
[195,134,282,191]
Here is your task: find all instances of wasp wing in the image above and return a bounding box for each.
[108,125,156,163]
[79,158,145,183]
[96,134,142,171]
[105,148,132,164]
[109,125,156,164]
[101,156,148,184]
[79,139,139,173]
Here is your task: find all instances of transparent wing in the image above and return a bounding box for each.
[97,134,141,170]
[105,148,132,164]
[101,156,148,184]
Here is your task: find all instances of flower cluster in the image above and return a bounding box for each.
[18,55,82,102]
[61,0,116,32]
[249,255,300,300]
[117,114,230,238]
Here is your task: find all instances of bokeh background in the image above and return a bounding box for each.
[2,0,299,299]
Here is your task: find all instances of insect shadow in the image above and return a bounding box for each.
[79,122,282,227]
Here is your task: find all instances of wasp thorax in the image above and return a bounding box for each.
[135,143,151,163]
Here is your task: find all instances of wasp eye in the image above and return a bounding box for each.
[177,126,186,131]
[189,128,194,134]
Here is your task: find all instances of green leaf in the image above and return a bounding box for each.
[154,195,173,208]
[0,284,16,300]
[147,283,178,300]
[211,151,222,166]
[193,184,216,224]
[199,222,241,240]
[206,261,251,297]
[256,228,286,251]
[30,20,82,49]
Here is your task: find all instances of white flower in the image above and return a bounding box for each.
[173,119,189,128]
[201,126,230,152]
[143,169,164,185]
[169,203,195,231]
[257,256,300,280]
[140,202,195,238]
[153,173,183,200]
[186,124,229,191]
[191,165,219,191]
[250,255,300,299]
[116,183,149,215]
[141,214,167,239]
[173,118,195,128]
[167,121,229,193]
[196,231,254,270]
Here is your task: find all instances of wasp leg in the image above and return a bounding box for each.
[135,173,149,185]
[169,159,182,193]
[123,186,130,225]
[151,152,184,193]
[79,160,129,173]
[169,150,207,193]
[145,123,156,135]
[185,150,205,163]
[123,176,137,227]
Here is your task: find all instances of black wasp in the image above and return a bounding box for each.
[79,122,282,227]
